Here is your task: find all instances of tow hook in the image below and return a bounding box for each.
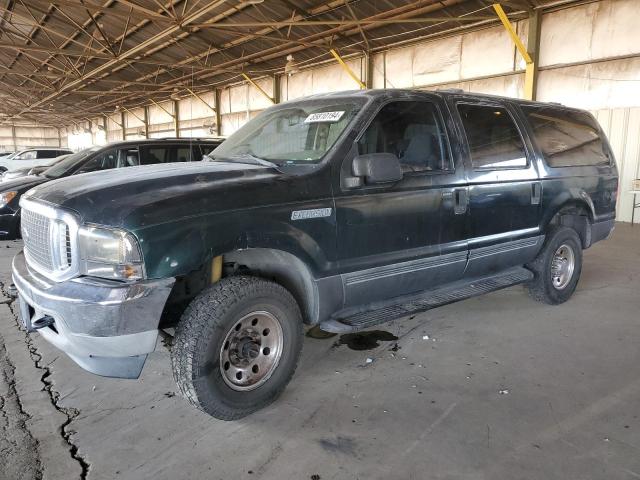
[31,315,55,330]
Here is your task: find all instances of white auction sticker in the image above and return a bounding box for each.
[304,111,345,123]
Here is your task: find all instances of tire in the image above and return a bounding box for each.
[526,226,583,305]
[171,275,303,420]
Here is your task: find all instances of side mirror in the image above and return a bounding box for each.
[352,153,403,185]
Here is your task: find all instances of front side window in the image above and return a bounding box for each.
[211,101,362,164]
[120,148,139,167]
[75,148,118,174]
[358,101,451,173]
[522,107,609,167]
[458,104,527,169]
[16,150,36,160]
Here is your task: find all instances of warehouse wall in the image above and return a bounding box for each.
[594,107,640,223]
[0,125,62,153]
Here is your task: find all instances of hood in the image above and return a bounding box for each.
[24,161,286,228]
[1,175,47,193]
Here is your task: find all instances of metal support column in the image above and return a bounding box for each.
[525,9,541,101]
[11,124,17,151]
[273,74,281,104]
[215,89,223,136]
[364,51,374,89]
[120,111,126,140]
[143,106,150,138]
[493,3,538,101]
[173,100,180,138]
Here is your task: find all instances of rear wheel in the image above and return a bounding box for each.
[526,226,583,305]
[171,275,303,420]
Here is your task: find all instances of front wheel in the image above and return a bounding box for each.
[171,276,303,420]
[526,226,583,305]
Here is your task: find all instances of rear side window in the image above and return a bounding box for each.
[175,146,193,162]
[522,107,609,167]
[37,150,59,159]
[140,146,170,165]
[458,104,527,169]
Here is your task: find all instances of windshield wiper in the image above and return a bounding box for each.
[213,153,282,170]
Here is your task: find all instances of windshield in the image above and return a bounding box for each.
[210,100,362,165]
[43,147,98,178]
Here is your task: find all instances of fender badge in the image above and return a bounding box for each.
[291,208,332,220]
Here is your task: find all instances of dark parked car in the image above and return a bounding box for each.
[12,90,617,420]
[0,138,223,238]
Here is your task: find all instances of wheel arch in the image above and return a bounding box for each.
[542,191,595,248]
[223,248,320,325]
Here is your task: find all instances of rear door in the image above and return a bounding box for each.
[335,96,469,307]
[452,98,543,277]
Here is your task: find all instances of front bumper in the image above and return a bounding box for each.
[12,250,175,379]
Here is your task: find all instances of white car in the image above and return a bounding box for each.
[0,147,72,172]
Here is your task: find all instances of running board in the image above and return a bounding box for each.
[320,267,534,333]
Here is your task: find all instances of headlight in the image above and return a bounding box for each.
[0,191,17,207]
[78,226,145,281]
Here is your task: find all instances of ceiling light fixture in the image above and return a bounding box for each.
[284,54,299,76]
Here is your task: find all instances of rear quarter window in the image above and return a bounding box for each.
[522,106,609,167]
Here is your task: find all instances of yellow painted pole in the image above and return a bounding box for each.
[492,4,532,63]
[493,3,536,100]
[241,73,275,104]
[330,48,366,89]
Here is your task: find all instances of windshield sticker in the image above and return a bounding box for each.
[304,111,345,123]
[291,208,332,220]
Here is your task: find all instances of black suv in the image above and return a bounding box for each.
[12,90,617,420]
[0,138,223,239]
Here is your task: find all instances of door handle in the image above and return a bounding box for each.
[453,188,468,215]
[531,182,542,205]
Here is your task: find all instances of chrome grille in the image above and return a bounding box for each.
[21,208,54,271]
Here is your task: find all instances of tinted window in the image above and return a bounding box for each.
[522,107,609,167]
[358,101,451,173]
[37,150,59,159]
[120,148,139,167]
[75,148,118,174]
[140,146,170,165]
[458,104,527,169]
[175,146,192,162]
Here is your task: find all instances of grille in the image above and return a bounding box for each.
[21,208,54,271]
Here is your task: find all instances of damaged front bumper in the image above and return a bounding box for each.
[12,250,174,379]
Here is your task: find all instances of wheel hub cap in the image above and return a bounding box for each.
[220,311,284,391]
[550,243,575,290]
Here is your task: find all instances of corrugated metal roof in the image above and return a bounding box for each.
[0,0,568,125]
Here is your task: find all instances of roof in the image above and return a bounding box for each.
[0,0,578,126]
[103,137,224,147]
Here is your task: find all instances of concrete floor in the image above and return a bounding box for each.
[0,224,639,480]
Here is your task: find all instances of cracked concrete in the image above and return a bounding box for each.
[0,226,638,480]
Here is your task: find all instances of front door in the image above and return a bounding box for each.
[452,98,543,277]
[334,97,469,307]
